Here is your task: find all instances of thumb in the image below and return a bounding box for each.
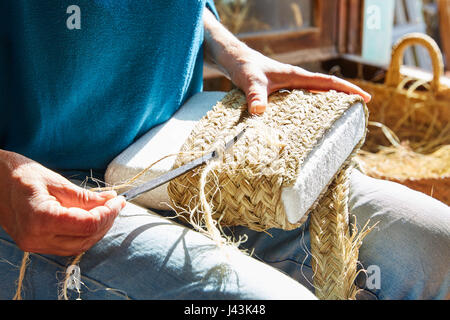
[246,82,268,115]
[49,183,118,210]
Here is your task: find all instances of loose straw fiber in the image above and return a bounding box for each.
[168,89,371,299]
[349,33,450,205]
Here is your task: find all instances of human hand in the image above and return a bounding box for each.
[203,9,371,115]
[0,151,126,256]
[226,46,372,114]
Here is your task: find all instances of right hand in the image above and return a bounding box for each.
[0,151,126,256]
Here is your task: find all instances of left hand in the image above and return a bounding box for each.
[225,47,372,114]
[203,9,371,115]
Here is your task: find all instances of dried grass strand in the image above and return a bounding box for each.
[12,252,30,300]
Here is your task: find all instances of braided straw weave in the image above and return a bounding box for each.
[309,164,371,300]
[167,89,369,299]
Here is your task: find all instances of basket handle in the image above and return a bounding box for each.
[385,33,444,93]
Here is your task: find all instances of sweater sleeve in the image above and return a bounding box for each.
[205,0,220,20]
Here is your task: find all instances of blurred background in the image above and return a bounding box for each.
[204,0,450,90]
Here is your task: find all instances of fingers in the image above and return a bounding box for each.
[289,69,372,103]
[48,182,118,210]
[54,195,126,237]
[42,182,126,254]
[9,164,127,256]
[20,195,126,255]
[243,70,371,116]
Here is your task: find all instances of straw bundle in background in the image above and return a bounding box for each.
[350,33,450,205]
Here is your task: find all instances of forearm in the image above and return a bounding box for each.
[203,9,251,79]
[202,7,371,114]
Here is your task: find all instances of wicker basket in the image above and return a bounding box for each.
[168,89,371,300]
[350,33,450,205]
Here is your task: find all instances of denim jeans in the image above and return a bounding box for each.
[0,169,449,300]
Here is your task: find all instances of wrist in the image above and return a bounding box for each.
[0,150,17,231]
[208,35,257,82]
[0,150,31,176]
[0,149,16,177]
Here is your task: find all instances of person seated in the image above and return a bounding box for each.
[0,1,448,300]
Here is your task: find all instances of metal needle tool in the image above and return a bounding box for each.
[120,127,247,202]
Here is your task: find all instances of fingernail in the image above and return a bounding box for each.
[117,195,127,208]
[250,104,266,114]
[107,195,126,209]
